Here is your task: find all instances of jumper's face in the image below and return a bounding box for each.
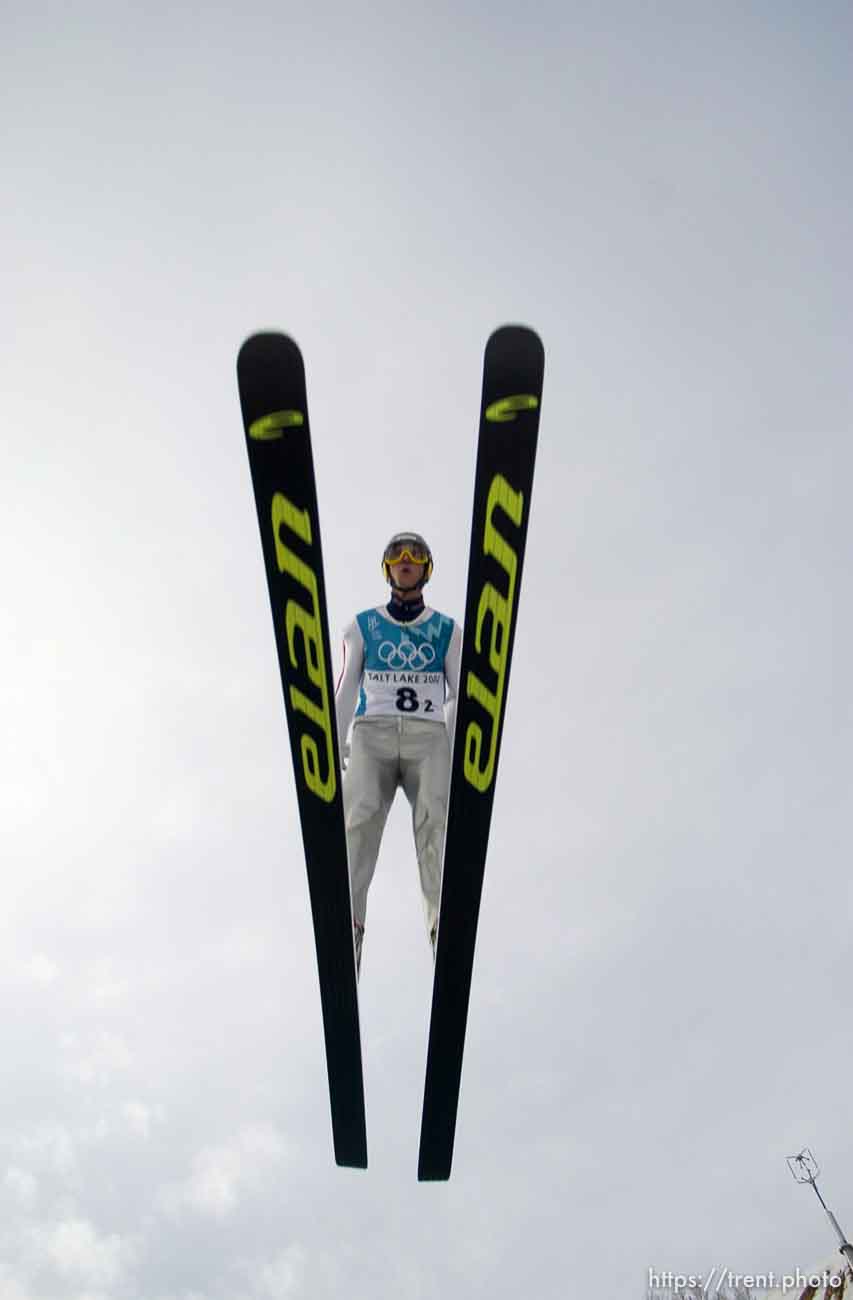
[389,559,425,590]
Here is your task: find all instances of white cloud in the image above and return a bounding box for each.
[43,1216,133,1287]
[60,1032,133,1085]
[122,1101,165,1139]
[0,952,61,989]
[151,1293,212,1300]
[212,928,270,971]
[23,954,59,986]
[89,970,130,1006]
[3,1167,37,1211]
[160,1126,288,1220]
[252,1245,307,1299]
[7,1124,77,1179]
[0,1271,32,1300]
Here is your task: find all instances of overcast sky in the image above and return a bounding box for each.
[3,2,852,1298]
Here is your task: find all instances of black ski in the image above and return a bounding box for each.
[418,325,544,1181]
[237,332,367,1170]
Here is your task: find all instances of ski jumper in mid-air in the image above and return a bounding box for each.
[335,532,462,976]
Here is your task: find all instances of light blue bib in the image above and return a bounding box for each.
[354,606,456,720]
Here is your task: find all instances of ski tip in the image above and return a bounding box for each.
[484,325,545,376]
[488,322,543,347]
[237,331,302,369]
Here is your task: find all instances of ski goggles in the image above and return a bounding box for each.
[383,539,431,566]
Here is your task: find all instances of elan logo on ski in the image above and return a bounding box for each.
[484,393,540,423]
[269,492,337,804]
[248,409,305,439]
[463,471,524,795]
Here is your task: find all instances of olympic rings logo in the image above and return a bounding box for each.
[378,639,436,671]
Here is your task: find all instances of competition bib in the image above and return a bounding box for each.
[354,607,455,721]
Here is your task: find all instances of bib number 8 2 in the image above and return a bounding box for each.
[395,688,434,714]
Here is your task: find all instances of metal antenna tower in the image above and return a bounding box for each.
[787,1149,853,1276]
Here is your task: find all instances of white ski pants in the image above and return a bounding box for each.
[343,717,451,941]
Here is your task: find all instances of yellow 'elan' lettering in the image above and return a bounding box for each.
[249,409,305,440]
[463,474,524,792]
[485,394,539,423]
[271,493,336,802]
